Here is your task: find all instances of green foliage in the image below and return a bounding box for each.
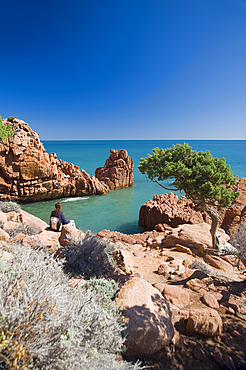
[0,116,14,141]
[138,143,240,208]
[7,116,17,123]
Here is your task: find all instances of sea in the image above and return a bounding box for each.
[22,140,246,235]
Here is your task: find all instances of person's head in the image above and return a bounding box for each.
[54,202,61,217]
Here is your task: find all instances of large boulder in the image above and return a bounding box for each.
[20,210,48,232]
[162,223,229,251]
[186,308,223,336]
[58,224,85,246]
[0,118,109,202]
[95,149,134,190]
[114,277,174,357]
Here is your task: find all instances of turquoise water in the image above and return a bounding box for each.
[22,140,246,234]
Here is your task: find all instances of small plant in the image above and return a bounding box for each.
[4,223,41,238]
[230,223,246,270]
[0,201,21,213]
[0,116,14,141]
[62,232,117,279]
[7,116,17,123]
[189,259,215,275]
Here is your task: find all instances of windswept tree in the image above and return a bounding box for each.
[0,116,13,141]
[138,143,240,255]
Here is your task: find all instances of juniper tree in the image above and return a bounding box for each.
[138,143,240,255]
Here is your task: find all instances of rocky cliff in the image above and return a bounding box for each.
[0,118,111,202]
[95,149,134,190]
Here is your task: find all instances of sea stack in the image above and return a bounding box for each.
[95,148,134,190]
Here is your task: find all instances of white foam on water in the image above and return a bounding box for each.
[61,197,89,203]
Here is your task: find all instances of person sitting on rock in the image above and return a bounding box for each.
[50,202,75,231]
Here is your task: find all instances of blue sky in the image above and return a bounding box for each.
[0,0,245,140]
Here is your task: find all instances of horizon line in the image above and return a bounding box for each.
[41,138,246,141]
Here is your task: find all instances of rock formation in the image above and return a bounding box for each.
[95,148,134,190]
[0,118,127,202]
[139,178,246,234]
[139,192,207,230]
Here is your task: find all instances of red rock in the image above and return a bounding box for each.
[201,292,219,309]
[95,149,134,190]
[139,192,206,230]
[0,212,7,224]
[0,228,9,242]
[161,284,190,309]
[157,263,173,276]
[113,249,135,275]
[58,224,85,247]
[162,223,229,250]
[8,233,26,243]
[114,277,174,356]
[20,210,48,231]
[185,278,209,293]
[186,308,223,336]
[0,118,109,202]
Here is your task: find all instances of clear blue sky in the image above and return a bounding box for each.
[0,0,245,140]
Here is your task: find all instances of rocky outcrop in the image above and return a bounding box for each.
[95,149,134,190]
[139,178,246,234]
[139,192,207,230]
[0,118,110,202]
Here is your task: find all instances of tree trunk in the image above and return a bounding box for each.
[200,203,241,260]
[200,203,221,250]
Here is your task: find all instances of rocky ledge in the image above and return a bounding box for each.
[0,118,134,202]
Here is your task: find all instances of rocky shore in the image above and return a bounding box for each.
[0,118,134,202]
[0,204,245,369]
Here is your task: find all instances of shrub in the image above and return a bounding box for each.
[4,222,41,238]
[62,232,117,279]
[7,116,17,123]
[189,259,215,275]
[230,223,246,269]
[0,116,14,141]
[0,244,141,369]
[0,201,21,213]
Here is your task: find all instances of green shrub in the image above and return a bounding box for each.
[0,116,14,141]
[0,244,141,370]
[7,116,17,123]
[0,201,21,213]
